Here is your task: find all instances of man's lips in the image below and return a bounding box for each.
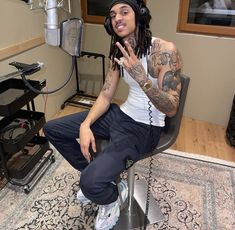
[115,23,126,32]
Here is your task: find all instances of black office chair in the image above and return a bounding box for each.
[95,75,190,229]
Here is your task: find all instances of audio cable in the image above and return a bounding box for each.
[9,56,76,95]
[143,56,156,230]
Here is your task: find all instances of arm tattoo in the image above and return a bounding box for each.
[147,57,158,78]
[149,39,181,73]
[146,39,182,116]
[149,39,161,67]
[146,69,181,116]
[160,50,180,72]
[102,71,112,92]
[148,89,176,114]
[162,69,181,92]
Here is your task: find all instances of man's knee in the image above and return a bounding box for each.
[43,120,55,137]
[43,119,63,141]
[79,168,102,197]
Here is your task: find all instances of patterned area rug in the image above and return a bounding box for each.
[0,149,235,230]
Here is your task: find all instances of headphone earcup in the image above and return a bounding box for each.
[104,16,113,36]
[140,6,148,15]
[138,6,151,28]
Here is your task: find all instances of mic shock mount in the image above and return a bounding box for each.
[9,61,44,76]
[0,61,44,83]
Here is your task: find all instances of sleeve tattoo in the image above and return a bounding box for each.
[102,70,112,92]
[148,69,181,115]
[147,40,182,116]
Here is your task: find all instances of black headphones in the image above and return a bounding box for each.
[0,119,34,143]
[104,0,150,36]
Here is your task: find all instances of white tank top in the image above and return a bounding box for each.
[120,48,166,127]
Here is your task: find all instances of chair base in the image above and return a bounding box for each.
[114,179,164,229]
[114,198,147,229]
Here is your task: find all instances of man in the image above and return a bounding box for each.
[43,0,182,229]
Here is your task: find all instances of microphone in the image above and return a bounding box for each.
[44,0,60,46]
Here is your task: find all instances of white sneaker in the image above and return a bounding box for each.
[95,180,128,230]
[77,189,92,205]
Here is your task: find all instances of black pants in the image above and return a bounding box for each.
[43,104,162,205]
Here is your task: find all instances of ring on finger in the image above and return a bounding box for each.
[119,57,125,66]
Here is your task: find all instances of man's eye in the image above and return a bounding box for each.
[110,14,116,19]
[121,10,129,16]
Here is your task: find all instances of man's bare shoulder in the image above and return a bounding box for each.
[152,37,178,53]
[150,37,182,73]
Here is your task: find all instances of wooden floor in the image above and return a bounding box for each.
[55,104,235,163]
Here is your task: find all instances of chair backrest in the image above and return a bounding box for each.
[154,74,190,153]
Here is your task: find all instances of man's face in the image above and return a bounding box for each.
[109,3,136,38]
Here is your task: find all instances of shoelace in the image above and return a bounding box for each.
[98,203,114,220]
[100,205,106,218]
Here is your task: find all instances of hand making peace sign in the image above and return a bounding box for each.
[114,40,147,83]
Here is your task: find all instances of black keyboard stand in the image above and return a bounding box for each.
[61,51,105,109]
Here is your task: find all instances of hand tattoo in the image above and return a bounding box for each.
[128,62,146,83]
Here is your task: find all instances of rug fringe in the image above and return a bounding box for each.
[163,149,235,168]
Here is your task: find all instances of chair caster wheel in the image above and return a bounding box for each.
[24,185,30,194]
[61,104,65,109]
[50,155,55,163]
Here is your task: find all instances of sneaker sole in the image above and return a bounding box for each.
[118,181,128,205]
[79,200,92,205]
[95,202,120,230]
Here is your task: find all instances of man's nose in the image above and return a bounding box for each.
[115,13,123,21]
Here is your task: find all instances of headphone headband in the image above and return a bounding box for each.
[104,0,149,35]
[108,0,139,14]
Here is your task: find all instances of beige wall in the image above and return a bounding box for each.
[0,0,43,48]
[74,0,235,127]
[0,0,76,120]
[150,0,235,127]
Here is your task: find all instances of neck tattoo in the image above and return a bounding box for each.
[125,36,137,50]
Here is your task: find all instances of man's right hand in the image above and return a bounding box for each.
[79,123,97,162]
